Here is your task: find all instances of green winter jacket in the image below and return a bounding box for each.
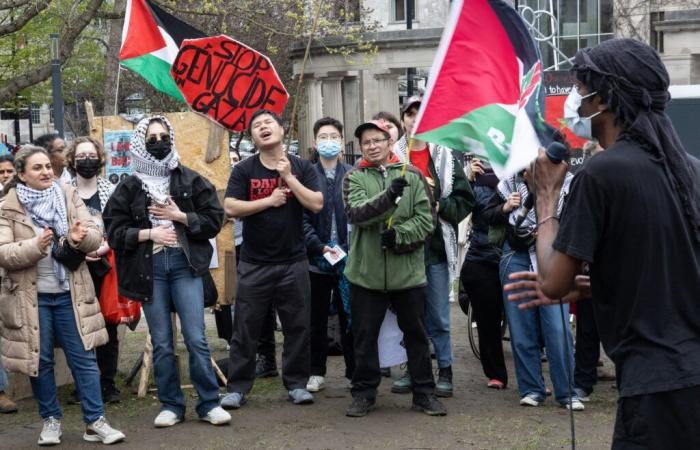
[342,154,435,292]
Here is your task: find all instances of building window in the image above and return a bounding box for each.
[650,11,665,53]
[393,0,416,22]
[518,0,614,70]
[340,0,360,22]
[30,104,40,124]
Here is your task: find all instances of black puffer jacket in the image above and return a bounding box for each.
[103,165,224,302]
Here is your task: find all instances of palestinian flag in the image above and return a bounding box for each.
[413,0,549,176]
[119,0,205,102]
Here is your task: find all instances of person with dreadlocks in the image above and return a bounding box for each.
[504,39,700,448]
[104,116,231,428]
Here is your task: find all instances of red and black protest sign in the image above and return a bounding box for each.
[171,35,289,132]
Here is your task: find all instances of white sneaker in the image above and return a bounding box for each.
[83,416,126,444]
[564,399,586,411]
[306,375,325,392]
[154,410,183,428]
[519,394,542,407]
[38,417,61,446]
[201,406,231,425]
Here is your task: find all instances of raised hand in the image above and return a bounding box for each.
[69,220,88,245]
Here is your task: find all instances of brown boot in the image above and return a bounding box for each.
[0,391,18,413]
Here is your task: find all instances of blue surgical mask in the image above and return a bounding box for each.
[317,140,341,159]
[564,87,601,140]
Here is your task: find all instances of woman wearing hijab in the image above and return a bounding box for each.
[65,137,121,403]
[0,145,125,445]
[103,116,230,428]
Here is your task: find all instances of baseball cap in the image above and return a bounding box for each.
[400,95,422,118]
[354,120,391,139]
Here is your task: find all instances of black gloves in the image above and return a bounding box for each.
[381,228,396,249]
[387,177,408,201]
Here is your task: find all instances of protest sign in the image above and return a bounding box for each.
[104,130,134,185]
[171,35,289,132]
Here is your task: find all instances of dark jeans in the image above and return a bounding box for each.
[574,298,599,395]
[350,284,435,400]
[227,259,311,393]
[461,260,508,385]
[96,323,119,390]
[612,385,700,449]
[310,271,354,379]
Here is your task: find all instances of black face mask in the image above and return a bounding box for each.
[74,159,101,179]
[145,140,172,160]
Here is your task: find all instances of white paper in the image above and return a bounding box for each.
[378,310,407,368]
[209,238,219,269]
[322,245,347,266]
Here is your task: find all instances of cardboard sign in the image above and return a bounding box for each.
[171,35,289,132]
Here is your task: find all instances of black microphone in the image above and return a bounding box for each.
[512,142,568,228]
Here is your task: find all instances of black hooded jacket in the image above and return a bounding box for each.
[103,165,224,302]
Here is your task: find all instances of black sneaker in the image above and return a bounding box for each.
[435,366,453,398]
[255,356,279,378]
[412,393,447,416]
[102,385,121,404]
[345,397,376,417]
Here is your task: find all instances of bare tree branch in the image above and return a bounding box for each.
[0,0,32,9]
[0,0,105,103]
[0,1,51,35]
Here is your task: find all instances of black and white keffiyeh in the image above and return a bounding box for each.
[130,115,179,228]
[16,181,70,286]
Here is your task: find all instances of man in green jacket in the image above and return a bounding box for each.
[343,120,446,418]
[392,96,476,397]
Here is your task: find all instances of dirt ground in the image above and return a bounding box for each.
[0,304,618,449]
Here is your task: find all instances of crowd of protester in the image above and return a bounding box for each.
[1,37,699,450]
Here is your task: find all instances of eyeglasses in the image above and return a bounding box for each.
[317,134,342,141]
[75,154,99,161]
[146,133,171,145]
[360,138,389,148]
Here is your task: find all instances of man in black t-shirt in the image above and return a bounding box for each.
[221,110,323,409]
[506,39,700,449]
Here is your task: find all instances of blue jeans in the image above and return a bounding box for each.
[142,247,219,418]
[30,292,104,423]
[0,363,8,392]
[499,244,575,404]
[424,262,452,368]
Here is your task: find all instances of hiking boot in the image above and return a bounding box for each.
[255,356,278,378]
[345,397,376,417]
[288,389,314,405]
[0,391,18,413]
[38,417,61,446]
[435,366,453,398]
[102,385,121,404]
[83,416,126,444]
[412,393,447,416]
[220,392,246,410]
[391,371,412,394]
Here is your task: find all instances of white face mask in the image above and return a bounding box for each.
[564,87,601,140]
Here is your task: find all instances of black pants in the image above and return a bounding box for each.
[227,260,311,393]
[461,260,508,385]
[96,323,119,390]
[257,305,277,361]
[574,298,599,395]
[613,385,700,449]
[310,272,354,379]
[350,284,434,400]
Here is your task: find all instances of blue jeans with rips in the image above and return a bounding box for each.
[142,247,220,419]
[30,292,104,423]
[499,244,576,405]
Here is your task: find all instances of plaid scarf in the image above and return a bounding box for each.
[16,181,69,287]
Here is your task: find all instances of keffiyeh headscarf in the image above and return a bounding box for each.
[16,181,69,287]
[130,115,180,227]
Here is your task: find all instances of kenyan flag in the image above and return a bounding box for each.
[119,0,205,102]
[413,0,549,176]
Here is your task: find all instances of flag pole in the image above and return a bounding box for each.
[387,136,413,229]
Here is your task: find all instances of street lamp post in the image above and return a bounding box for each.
[50,34,64,138]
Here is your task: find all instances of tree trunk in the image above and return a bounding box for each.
[101,0,127,116]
